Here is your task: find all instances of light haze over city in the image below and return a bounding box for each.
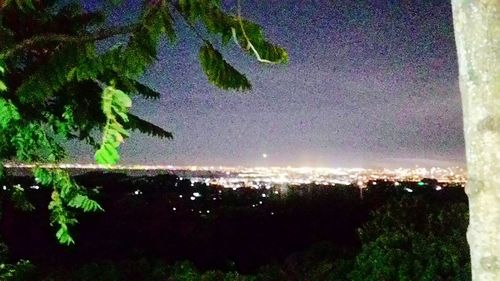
[72,0,464,168]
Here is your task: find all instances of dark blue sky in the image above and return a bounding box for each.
[74,0,464,168]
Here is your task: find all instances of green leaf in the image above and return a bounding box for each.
[134,81,161,99]
[56,227,75,245]
[109,121,129,137]
[178,0,203,23]
[95,145,117,165]
[177,0,288,64]
[233,19,289,64]
[127,113,173,139]
[68,194,103,212]
[34,168,53,186]
[0,99,20,129]
[112,89,132,108]
[160,8,176,43]
[66,67,77,81]
[96,85,131,165]
[111,107,128,122]
[199,43,251,91]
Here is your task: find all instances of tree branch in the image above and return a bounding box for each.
[235,0,276,64]
[0,24,138,59]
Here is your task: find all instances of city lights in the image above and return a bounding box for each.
[2,163,466,189]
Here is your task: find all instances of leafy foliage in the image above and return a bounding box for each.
[199,43,251,90]
[232,18,289,64]
[0,60,6,92]
[0,178,470,280]
[177,0,288,64]
[34,168,103,244]
[17,45,85,104]
[0,99,19,129]
[350,197,470,281]
[127,113,174,139]
[95,84,131,165]
[133,81,162,100]
[0,0,288,244]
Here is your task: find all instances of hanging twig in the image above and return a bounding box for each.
[234,0,276,64]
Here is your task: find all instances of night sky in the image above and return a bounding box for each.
[74,0,465,168]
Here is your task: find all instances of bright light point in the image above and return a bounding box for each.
[172,207,176,211]
[193,192,201,197]
[404,187,414,193]
[190,196,196,200]
[206,210,210,214]
[2,186,6,190]
[417,182,425,186]
[262,153,268,158]
[394,181,400,186]
[179,195,183,198]
[30,185,40,190]
[262,194,266,198]
[259,201,263,204]
[134,190,141,195]
[274,191,279,194]
[271,212,274,215]
[436,185,442,191]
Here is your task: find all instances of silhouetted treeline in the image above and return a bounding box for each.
[0,172,469,280]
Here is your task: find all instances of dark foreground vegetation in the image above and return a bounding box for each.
[0,172,469,280]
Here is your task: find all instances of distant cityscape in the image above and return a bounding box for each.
[4,163,467,189]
